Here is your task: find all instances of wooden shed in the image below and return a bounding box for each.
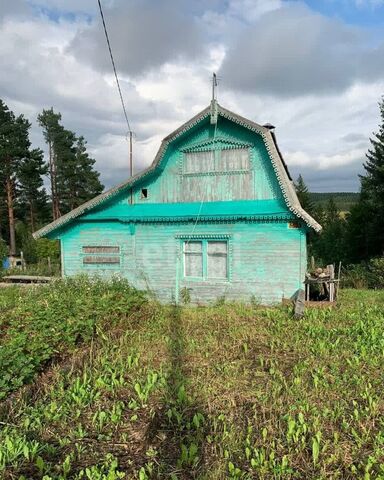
[33,102,321,304]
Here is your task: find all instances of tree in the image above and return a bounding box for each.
[312,198,347,265]
[17,147,49,231]
[346,97,384,261]
[37,108,63,220]
[295,174,315,215]
[0,101,32,255]
[38,108,104,217]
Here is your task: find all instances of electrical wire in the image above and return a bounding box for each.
[97,0,132,134]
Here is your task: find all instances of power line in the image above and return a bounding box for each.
[97,0,132,134]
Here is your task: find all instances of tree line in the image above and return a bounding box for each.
[295,96,384,270]
[0,100,103,260]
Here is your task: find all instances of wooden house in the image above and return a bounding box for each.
[33,102,321,304]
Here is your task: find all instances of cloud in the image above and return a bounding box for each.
[69,0,207,77]
[0,0,31,20]
[0,0,383,193]
[220,2,384,96]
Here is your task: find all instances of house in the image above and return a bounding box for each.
[33,102,321,304]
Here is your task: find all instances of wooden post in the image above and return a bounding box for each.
[129,131,133,205]
[328,264,335,302]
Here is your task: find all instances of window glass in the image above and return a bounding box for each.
[218,148,249,171]
[184,151,215,173]
[207,241,228,278]
[184,241,203,277]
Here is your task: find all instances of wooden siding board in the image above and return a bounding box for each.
[60,220,306,304]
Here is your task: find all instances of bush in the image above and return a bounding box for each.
[0,238,8,264]
[342,257,384,289]
[368,257,384,289]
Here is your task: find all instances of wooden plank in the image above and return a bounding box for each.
[3,275,54,283]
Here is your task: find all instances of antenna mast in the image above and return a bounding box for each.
[210,72,218,125]
[212,72,217,101]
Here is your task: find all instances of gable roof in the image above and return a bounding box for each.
[33,103,321,239]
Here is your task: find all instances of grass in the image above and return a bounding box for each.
[0,280,384,479]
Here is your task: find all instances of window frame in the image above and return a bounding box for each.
[183,148,250,175]
[182,238,230,281]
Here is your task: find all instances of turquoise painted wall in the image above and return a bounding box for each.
[61,220,306,304]
[54,113,308,304]
[94,116,283,215]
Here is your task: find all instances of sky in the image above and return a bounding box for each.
[1,0,384,193]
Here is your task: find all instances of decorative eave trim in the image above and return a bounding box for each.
[33,103,321,239]
[175,233,232,239]
[217,106,322,233]
[103,214,295,224]
[181,136,252,153]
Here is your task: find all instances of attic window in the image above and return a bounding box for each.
[288,222,300,229]
[141,188,148,199]
[184,148,249,174]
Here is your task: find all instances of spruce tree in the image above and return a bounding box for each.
[347,97,384,261]
[295,174,314,215]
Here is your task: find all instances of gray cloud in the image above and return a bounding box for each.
[220,2,384,96]
[69,0,206,76]
[0,0,31,21]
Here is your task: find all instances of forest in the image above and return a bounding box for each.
[0,100,103,267]
[0,97,384,287]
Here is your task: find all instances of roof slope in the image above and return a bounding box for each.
[33,103,321,239]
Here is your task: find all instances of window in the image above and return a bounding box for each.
[184,241,203,277]
[82,246,120,266]
[141,188,148,199]
[207,241,228,278]
[184,148,249,174]
[184,151,215,173]
[183,240,228,279]
[217,148,249,171]
[288,222,300,229]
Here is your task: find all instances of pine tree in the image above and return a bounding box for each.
[37,108,63,220]
[295,174,314,215]
[17,148,49,231]
[0,101,31,255]
[38,108,104,217]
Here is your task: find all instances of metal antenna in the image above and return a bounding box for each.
[212,72,218,101]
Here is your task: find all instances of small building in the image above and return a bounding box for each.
[33,103,321,304]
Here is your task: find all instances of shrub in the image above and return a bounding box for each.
[368,257,384,289]
[342,258,384,289]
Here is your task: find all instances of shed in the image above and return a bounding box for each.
[33,102,321,304]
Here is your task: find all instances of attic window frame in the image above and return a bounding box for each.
[140,188,148,199]
[183,147,250,175]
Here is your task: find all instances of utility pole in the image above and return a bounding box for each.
[129,131,133,204]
